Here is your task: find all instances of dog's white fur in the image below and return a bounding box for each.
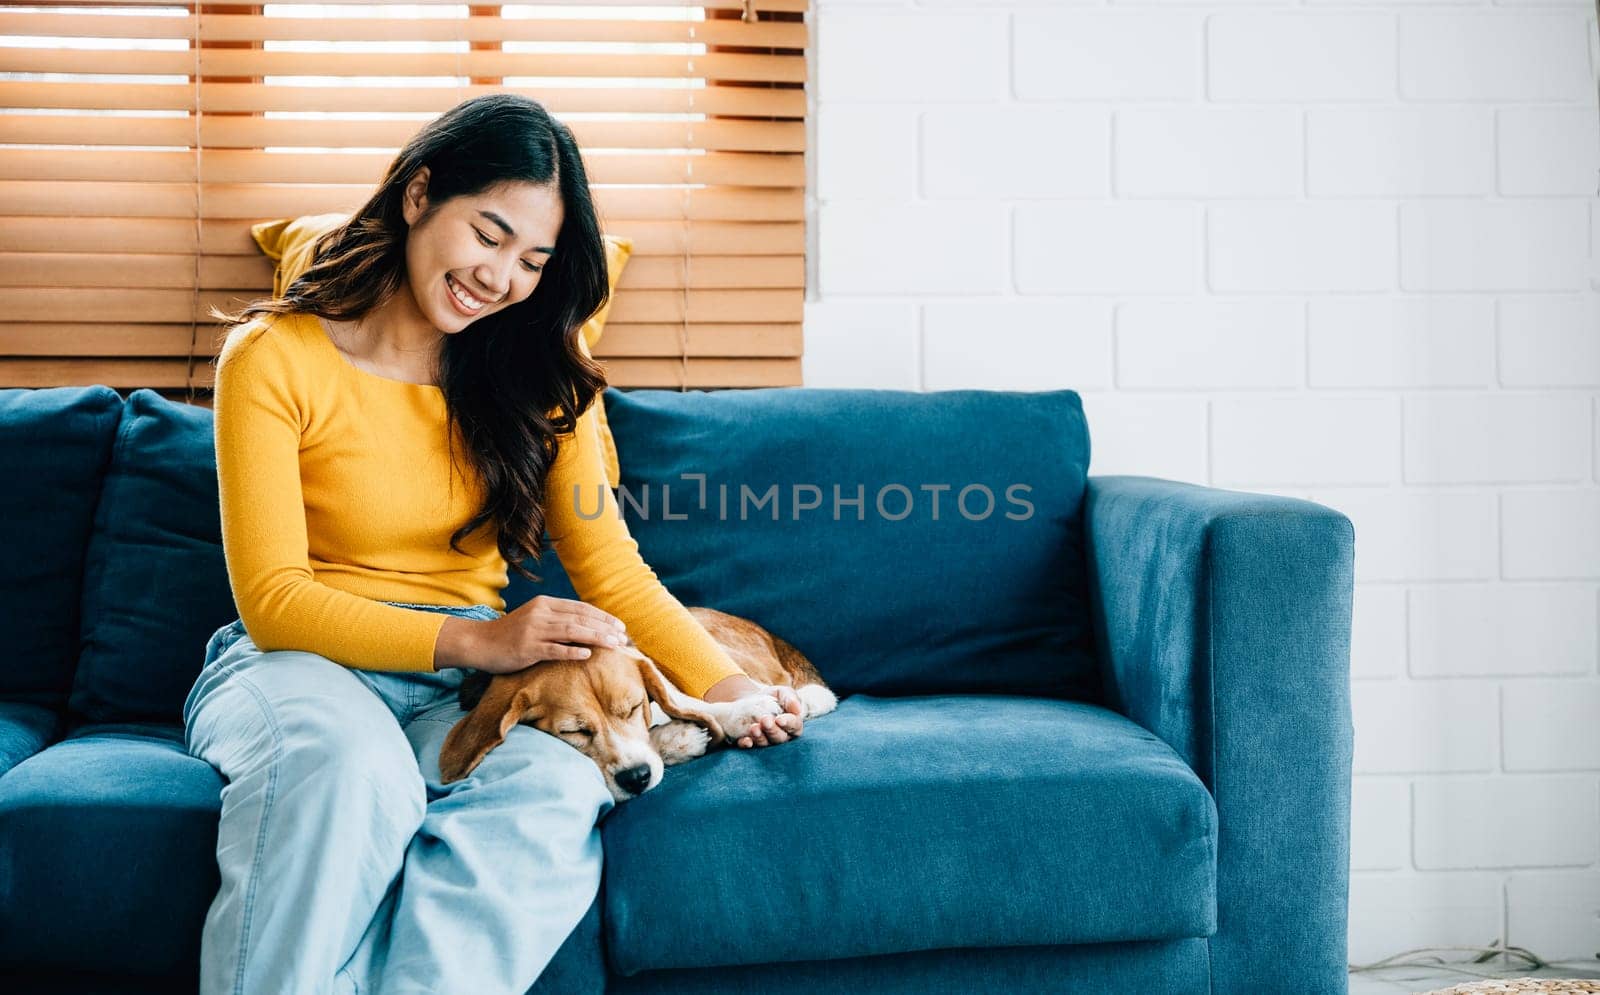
[644,684,839,771]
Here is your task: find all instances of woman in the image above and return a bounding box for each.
[184,93,803,995]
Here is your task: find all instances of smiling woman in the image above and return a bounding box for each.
[214,94,609,582]
[186,92,793,995]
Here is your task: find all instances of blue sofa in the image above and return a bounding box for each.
[0,383,1355,994]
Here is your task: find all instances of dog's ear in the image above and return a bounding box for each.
[632,653,726,744]
[439,676,536,784]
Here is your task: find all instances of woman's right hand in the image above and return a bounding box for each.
[469,595,629,675]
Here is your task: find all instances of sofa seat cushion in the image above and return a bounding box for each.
[0,701,60,778]
[0,725,221,974]
[602,387,1099,701]
[599,695,1217,975]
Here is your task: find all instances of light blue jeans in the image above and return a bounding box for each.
[182,600,616,995]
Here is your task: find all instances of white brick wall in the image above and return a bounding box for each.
[805,0,1600,967]
[1508,870,1600,958]
[1413,776,1600,869]
[1347,873,1505,964]
[1409,585,1598,678]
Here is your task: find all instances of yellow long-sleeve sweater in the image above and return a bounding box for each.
[212,309,747,698]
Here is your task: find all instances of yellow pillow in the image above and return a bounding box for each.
[250,215,630,489]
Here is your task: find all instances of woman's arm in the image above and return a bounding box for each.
[541,398,747,699]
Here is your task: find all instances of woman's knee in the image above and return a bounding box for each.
[190,650,428,826]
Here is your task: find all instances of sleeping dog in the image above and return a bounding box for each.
[438,606,837,801]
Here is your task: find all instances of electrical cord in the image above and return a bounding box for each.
[1350,940,1600,982]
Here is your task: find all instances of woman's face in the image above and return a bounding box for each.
[400,167,565,333]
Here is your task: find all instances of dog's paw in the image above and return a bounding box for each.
[650,720,713,765]
[796,683,838,719]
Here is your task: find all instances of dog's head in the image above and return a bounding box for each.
[439,645,724,802]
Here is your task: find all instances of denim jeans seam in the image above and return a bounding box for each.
[215,627,244,662]
[226,672,288,995]
[406,715,459,728]
[187,654,244,732]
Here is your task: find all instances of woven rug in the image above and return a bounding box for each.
[1419,980,1600,994]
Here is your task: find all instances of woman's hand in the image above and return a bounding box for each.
[469,595,628,675]
[701,674,805,748]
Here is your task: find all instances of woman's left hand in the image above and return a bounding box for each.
[701,674,805,748]
[734,684,804,749]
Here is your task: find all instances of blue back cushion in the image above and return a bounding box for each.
[62,384,1096,723]
[0,386,125,710]
[61,390,574,728]
[69,390,237,729]
[602,387,1101,700]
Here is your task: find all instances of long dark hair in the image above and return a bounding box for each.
[212,93,610,583]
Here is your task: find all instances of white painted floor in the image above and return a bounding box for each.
[1350,962,1600,993]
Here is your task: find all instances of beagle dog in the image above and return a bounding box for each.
[438,606,838,802]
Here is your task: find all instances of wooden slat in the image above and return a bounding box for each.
[0,218,806,257]
[1,325,220,357]
[203,14,804,47]
[0,182,804,223]
[204,116,804,153]
[0,322,804,359]
[0,253,259,290]
[0,50,197,76]
[588,289,807,324]
[0,287,803,324]
[0,358,212,389]
[588,323,803,357]
[181,52,805,85]
[617,255,805,290]
[0,115,805,154]
[0,253,803,291]
[0,252,800,292]
[0,48,806,84]
[0,148,803,188]
[29,0,808,11]
[194,218,809,257]
[0,217,201,254]
[0,182,200,219]
[600,358,802,388]
[1,12,806,48]
[0,81,806,118]
[0,357,803,390]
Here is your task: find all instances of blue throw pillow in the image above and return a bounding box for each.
[69,390,237,730]
[601,387,1100,700]
[0,386,124,710]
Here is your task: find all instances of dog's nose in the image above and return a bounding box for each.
[615,763,652,796]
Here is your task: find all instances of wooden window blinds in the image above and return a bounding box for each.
[0,0,808,405]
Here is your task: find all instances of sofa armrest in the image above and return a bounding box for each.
[1084,474,1355,995]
